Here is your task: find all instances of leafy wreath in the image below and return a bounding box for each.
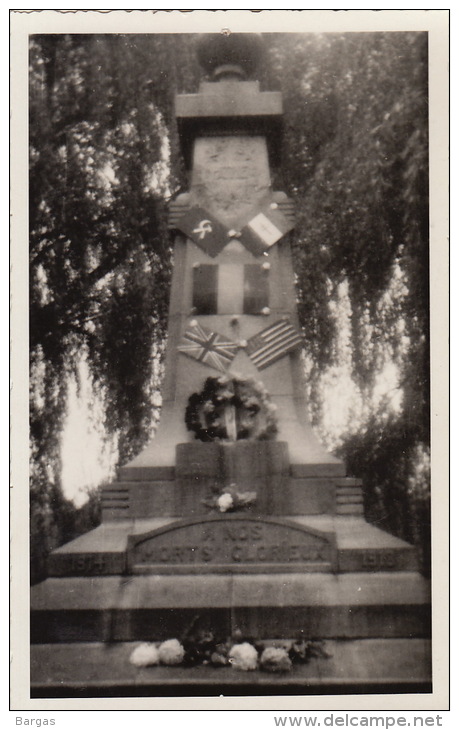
[185,374,278,442]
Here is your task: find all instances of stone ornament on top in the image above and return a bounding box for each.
[196,32,265,81]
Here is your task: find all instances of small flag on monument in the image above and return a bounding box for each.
[239,200,294,256]
[177,323,238,372]
[246,319,303,370]
[175,206,228,257]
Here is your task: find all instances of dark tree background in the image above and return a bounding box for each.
[29,33,430,583]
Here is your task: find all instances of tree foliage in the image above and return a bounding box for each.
[266,32,430,570]
[29,32,430,581]
[29,34,201,580]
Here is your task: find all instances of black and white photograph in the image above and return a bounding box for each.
[10,8,449,716]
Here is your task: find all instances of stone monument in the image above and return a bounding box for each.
[31,34,431,695]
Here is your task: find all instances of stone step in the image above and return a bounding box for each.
[336,502,364,515]
[336,494,363,504]
[30,639,432,698]
[336,487,363,498]
[101,485,131,520]
[335,483,364,516]
[335,478,363,487]
[31,572,431,644]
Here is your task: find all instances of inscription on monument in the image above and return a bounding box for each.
[362,550,396,569]
[128,516,337,574]
[191,137,271,226]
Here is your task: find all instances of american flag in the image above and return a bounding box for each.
[246,319,303,370]
[177,323,238,372]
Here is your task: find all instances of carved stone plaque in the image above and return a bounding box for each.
[191,136,271,227]
[127,515,337,574]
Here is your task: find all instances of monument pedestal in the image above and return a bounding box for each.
[31,444,431,695]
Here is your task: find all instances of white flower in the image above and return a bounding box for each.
[158,638,185,666]
[217,493,234,512]
[229,642,258,671]
[259,646,292,673]
[129,642,160,667]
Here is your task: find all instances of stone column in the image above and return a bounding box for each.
[121,34,343,478]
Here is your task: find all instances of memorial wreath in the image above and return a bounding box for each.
[185,374,278,442]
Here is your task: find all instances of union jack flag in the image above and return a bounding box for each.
[246,319,303,370]
[177,323,238,372]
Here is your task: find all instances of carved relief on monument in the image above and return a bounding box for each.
[190,136,271,226]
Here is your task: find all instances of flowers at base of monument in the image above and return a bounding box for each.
[209,647,230,666]
[129,639,186,667]
[228,642,259,671]
[203,483,257,513]
[216,492,234,512]
[128,631,331,672]
[288,638,331,664]
[180,628,232,667]
[158,638,186,665]
[259,646,292,673]
[129,642,160,667]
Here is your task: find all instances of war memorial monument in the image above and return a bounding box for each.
[30,33,431,697]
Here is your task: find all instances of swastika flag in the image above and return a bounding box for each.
[177,323,239,372]
[175,206,228,257]
[246,319,303,370]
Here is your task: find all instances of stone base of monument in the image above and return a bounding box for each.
[30,443,431,696]
[30,639,432,698]
[32,568,430,644]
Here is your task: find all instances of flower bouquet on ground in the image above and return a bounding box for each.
[129,625,332,673]
[259,646,293,673]
[129,639,185,668]
[202,482,257,513]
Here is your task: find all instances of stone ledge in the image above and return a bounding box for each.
[31,572,431,642]
[291,463,346,478]
[118,466,175,482]
[30,638,432,698]
[32,571,431,610]
[46,516,419,577]
[176,90,283,120]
